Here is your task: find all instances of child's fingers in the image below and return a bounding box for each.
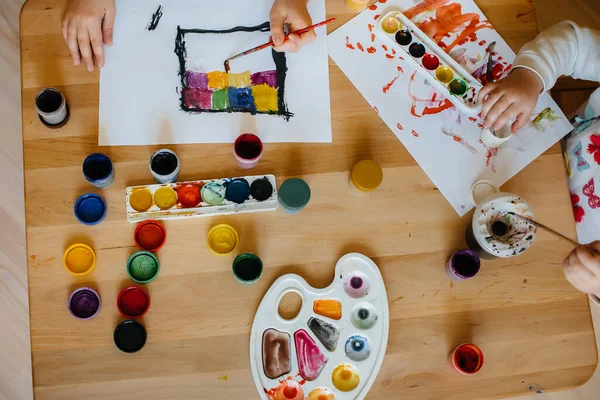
[273,35,300,53]
[576,245,600,276]
[88,23,104,68]
[483,96,511,128]
[511,112,529,133]
[478,83,497,103]
[269,10,286,46]
[66,22,81,66]
[102,6,116,46]
[492,103,519,131]
[77,22,94,72]
[297,29,316,46]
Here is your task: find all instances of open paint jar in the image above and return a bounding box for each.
[278,178,311,214]
[134,220,166,252]
[349,160,383,196]
[117,286,150,319]
[207,224,239,256]
[82,153,114,189]
[74,193,107,225]
[480,122,512,148]
[127,251,160,283]
[466,192,537,259]
[150,149,180,184]
[68,287,101,320]
[234,133,263,169]
[232,253,263,284]
[445,249,480,281]
[63,243,96,276]
[35,87,69,127]
[449,344,484,375]
[114,320,147,353]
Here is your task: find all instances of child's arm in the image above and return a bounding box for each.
[62,0,116,72]
[478,21,600,132]
[563,242,600,305]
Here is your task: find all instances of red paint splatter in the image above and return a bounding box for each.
[397,123,403,130]
[371,33,376,42]
[382,44,388,51]
[444,18,493,52]
[452,135,462,142]
[369,4,378,10]
[385,54,394,59]
[392,48,396,55]
[408,72,454,117]
[469,117,477,122]
[357,42,364,51]
[368,24,374,32]
[398,56,404,60]
[404,0,450,19]
[373,106,379,114]
[477,123,484,129]
[397,66,403,72]
[383,75,400,93]
[379,0,387,3]
[345,36,355,50]
[479,40,486,46]
[485,147,498,171]
[411,130,419,137]
[516,10,532,18]
[373,14,381,20]
[31,255,36,260]
[367,46,377,53]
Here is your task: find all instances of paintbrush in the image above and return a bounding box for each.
[224,18,336,72]
[507,212,579,246]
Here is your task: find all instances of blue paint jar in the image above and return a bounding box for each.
[278,178,311,215]
[74,193,107,225]
[82,153,114,189]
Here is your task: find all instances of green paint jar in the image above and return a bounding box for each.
[127,251,160,283]
[278,178,311,215]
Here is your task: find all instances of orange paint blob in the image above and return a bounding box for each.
[385,54,394,59]
[313,299,342,320]
[367,46,376,53]
[356,42,364,51]
[177,184,201,208]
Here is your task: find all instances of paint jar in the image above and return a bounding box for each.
[134,220,166,252]
[449,344,484,375]
[278,178,311,214]
[150,149,180,184]
[232,253,263,284]
[207,224,239,256]
[35,87,69,127]
[114,320,147,353]
[345,0,369,13]
[127,251,160,283]
[63,243,96,276]
[117,286,150,319]
[349,160,383,196]
[74,193,107,225]
[234,133,263,169]
[445,249,481,281]
[201,181,226,206]
[466,192,537,259]
[469,179,499,208]
[480,122,512,148]
[68,287,101,320]
[82,153,114,189]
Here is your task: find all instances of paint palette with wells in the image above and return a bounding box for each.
[125,174,278,223]
[376,11,482,115]
[250,253,389,400]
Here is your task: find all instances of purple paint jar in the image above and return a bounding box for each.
[445,249,481,281]
[68,287,101,320]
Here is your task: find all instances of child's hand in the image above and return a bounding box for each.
[62,0,116,71]
[270,0,315,53]
[563,242,600,298]
[477,68,543,133]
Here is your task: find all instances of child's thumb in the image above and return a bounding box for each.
[270,14,285,45]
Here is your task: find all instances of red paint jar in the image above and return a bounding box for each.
[449,344,484,375]
[234,133,263,169]
[117,286,150,319]
[176,183,201,208]
[422,53,440,70]
[134,220,166,252]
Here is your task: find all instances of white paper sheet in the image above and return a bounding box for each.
[99,0,331,145]
[328,0,573,216]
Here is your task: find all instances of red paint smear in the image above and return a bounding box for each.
[392,48,396,55]
[397,66,403,72]
[371,33,376,42]
[479,40,486,46]
[417,3,481,42]
[382,75,400,93]
[367,46,377,53]
[445,19,493,52]
[423,99,453,115]
[368,24,374,32]
[373,106,379,114]
[516,10,532,18]
[469,117,477,122]
[397,123,403,130]
[385,54,394,59]
[357,42,364,51]
[408,72,454,117]
[368,4,378,10]
[404,0,450,19]
[31,255,36,260]
[452,135,462,142]
[382,44,388,51]
[411,130,419,137]
[345,36,355,49]
[398,56,404,60]
[373,14,381,20]
[379,0,387,3]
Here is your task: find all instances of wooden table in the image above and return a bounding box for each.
[20,0,597,399]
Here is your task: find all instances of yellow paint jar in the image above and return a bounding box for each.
[345,0,369,13]
[349,160,383,196]
[207,224,239,256]
[63,243,96,276]
[129,188,153,212]
[154,186,178,210]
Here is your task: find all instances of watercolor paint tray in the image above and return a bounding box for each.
[376,11,482,115]
[125,174,278,223]
[250,253,389,399]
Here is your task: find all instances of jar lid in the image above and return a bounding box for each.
[470,179,499,206]
[351,160,383,192]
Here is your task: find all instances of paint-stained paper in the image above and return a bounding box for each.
[99,0,331,144]
[328,0,573,216]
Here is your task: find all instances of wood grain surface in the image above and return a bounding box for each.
[20,0,597,399]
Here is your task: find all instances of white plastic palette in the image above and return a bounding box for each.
[376,11,482,115]
[125,174,278,223]
[250,253,389,400]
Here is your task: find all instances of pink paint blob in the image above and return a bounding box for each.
[294,329,327,381]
